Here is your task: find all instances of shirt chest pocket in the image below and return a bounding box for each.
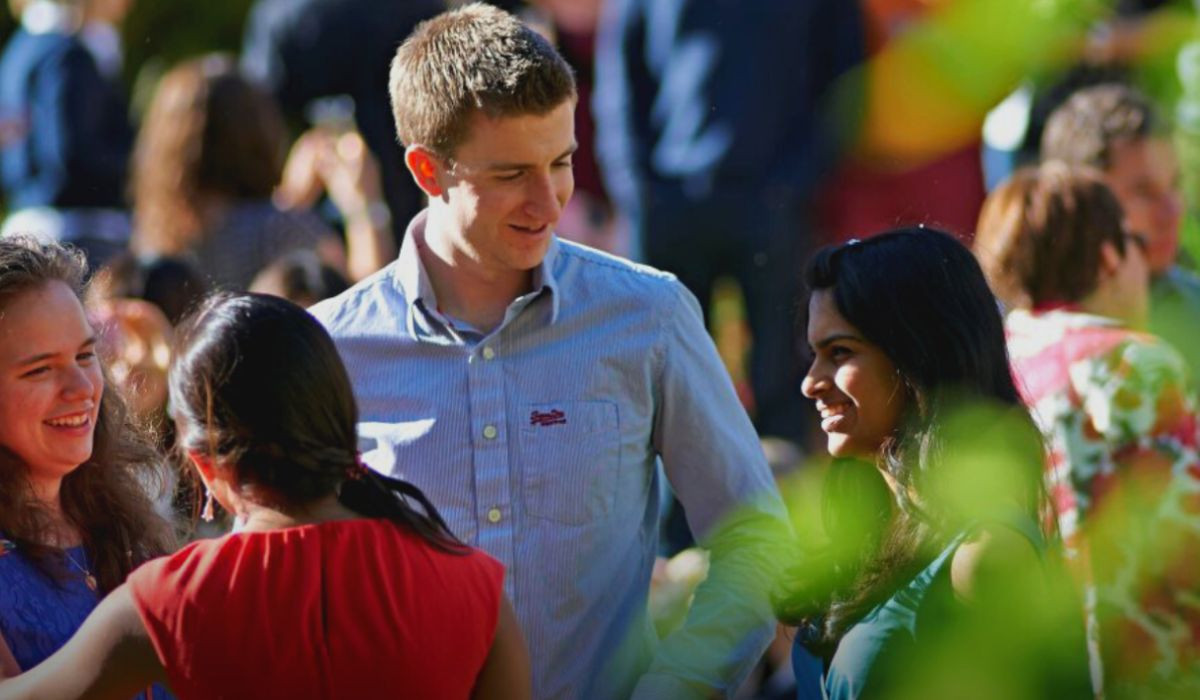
[519,400,620,525]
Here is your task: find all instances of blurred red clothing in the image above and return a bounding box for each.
[817,0,986,244]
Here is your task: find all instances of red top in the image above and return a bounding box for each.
[127,518,504,699]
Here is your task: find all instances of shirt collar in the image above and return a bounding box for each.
[393,209,562,326]
[1010,306,1125,331]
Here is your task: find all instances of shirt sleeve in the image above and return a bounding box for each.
[631,280,791,699]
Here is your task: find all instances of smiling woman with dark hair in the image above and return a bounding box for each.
[779,227,1089,699]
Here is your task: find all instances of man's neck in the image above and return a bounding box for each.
[417,218,534,333]
[1078,288,1142,329]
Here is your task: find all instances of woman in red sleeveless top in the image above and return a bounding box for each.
[0,293,530,699]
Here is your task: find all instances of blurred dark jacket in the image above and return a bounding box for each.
[0,28,132,209]
[241,0,443,243]
[593,0,864,212]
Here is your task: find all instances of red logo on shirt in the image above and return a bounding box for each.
[530,409,567,427]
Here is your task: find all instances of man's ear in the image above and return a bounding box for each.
[405,146,445,197]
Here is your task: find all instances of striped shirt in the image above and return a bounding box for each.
[310,211,786,699]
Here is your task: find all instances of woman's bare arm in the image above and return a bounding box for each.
[0,631,19,678]
[472,596,532,700]
[0,584,166,700]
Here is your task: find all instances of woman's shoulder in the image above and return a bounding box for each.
[949,520,1044,604]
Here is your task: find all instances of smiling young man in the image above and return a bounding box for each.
[308,5,788,699]
[1041,84,1200,371]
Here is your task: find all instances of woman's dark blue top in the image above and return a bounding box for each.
[0,537,98,671]
[0,537,170,698]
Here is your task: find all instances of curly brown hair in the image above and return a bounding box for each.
[131,54,288,257]
[0,238,175,593]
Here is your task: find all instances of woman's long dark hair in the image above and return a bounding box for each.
[777,227,1046,653]
[168,292,463,551]
[0,238,174,593]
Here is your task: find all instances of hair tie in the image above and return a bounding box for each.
[346,452,369,481]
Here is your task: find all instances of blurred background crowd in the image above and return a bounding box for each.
[6,0,1200,697]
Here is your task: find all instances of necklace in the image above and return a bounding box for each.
[63,549,97,591]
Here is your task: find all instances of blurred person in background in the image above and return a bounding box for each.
[981,0,1192,188]
[249,249,348,308]
[520,0,624,256]
[86,252,206,440]
[975,162,1200,696]
[272,120,397,280]
[130,55,391,291]
[0,293,529,698]
[0,237,173,699]
[781,228,1089,699]
[86,252,206,327]
[1040,83,1200,372]
[593,0,864,448]
[240,0,443,246]
[0,0,135,267]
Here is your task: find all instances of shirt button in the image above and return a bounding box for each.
[482,346,496,361]
[483,425,498,440]
[487,508,502,524]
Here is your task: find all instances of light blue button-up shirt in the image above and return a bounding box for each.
[310,212,787,699]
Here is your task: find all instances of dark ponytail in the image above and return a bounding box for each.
[171,292,464,552]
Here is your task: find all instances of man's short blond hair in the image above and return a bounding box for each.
[389,3,576,159]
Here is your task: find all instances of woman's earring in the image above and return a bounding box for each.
[201,488,215,522]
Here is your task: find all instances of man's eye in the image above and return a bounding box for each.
[77,352,96,364]
[830,346,852,361]
[21,366,50,378]
[552,160,572,169]
[497,171,523,182]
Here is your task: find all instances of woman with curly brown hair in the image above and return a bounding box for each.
[130,55,354,291]
[0,237,174,693]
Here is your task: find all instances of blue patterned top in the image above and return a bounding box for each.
[0,537,98,671]
[0,537,170,698]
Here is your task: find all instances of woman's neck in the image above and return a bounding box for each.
[30,480,81,547]
[237,493,359,533]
